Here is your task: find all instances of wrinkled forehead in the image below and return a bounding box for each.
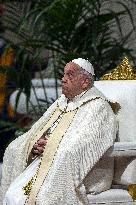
[64,61,81,72]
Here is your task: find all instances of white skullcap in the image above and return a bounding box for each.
[72,58,94,75]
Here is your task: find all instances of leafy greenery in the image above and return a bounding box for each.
[19,0,136,78]
[0,0,136,117]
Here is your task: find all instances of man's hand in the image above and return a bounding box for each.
[27,134,48,166]
[32,137,48,156]
[32,137,47,156]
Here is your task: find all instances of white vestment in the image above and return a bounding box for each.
[0,86,117,205]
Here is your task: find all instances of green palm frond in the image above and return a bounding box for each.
[0,0,136,116]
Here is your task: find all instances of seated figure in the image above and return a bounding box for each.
[0,58,117,205]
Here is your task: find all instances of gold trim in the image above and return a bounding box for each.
[128,184,136,201]
[100,57,136,80]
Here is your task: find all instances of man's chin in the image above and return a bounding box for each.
[62,89,69,98]
[62,91,67,97]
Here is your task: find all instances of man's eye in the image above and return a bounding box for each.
[68,73,73,78]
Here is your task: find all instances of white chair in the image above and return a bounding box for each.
[86,80,136,205]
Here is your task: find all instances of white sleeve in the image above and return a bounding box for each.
[71,100,117,203]
[0,100,58,203]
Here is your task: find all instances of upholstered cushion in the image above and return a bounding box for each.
[87,189,133,204]
[84,155,114,194]
[94,80,136,142]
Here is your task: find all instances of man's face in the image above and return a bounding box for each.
[62,62,85,99]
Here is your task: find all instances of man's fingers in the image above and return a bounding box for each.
[33,143,38,149]
[37,138,47,146]
[37,146,44,152]
[33,146,44,155]
[32,138,48,156]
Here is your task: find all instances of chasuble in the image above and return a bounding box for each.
[0,86,117,205]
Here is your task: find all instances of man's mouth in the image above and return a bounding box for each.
[62,84,67,89]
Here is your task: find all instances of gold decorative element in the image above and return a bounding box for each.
[23,161,41,196]
[101,57,136,80]
[23,177,35,196]
[108,101,121,115]
[128,184,136,201]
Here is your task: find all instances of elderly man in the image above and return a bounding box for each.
[1,58,116,205]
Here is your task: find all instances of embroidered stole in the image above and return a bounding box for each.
[26,107,77,205]
[27,107,62,157]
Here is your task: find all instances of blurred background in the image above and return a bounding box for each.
[0,0,136,162]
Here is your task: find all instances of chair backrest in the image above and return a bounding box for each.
[94,80,136,142]
[94,80,136,188]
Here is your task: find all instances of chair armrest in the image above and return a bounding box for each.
[106,142,136,157]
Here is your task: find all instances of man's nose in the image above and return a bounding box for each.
[62,76,67,83]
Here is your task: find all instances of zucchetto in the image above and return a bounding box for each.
[72,58,94,75]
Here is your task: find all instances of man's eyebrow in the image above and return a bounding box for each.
[64,69,75,74]
[68,70,74,74]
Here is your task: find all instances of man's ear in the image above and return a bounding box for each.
[82,78,90,89]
